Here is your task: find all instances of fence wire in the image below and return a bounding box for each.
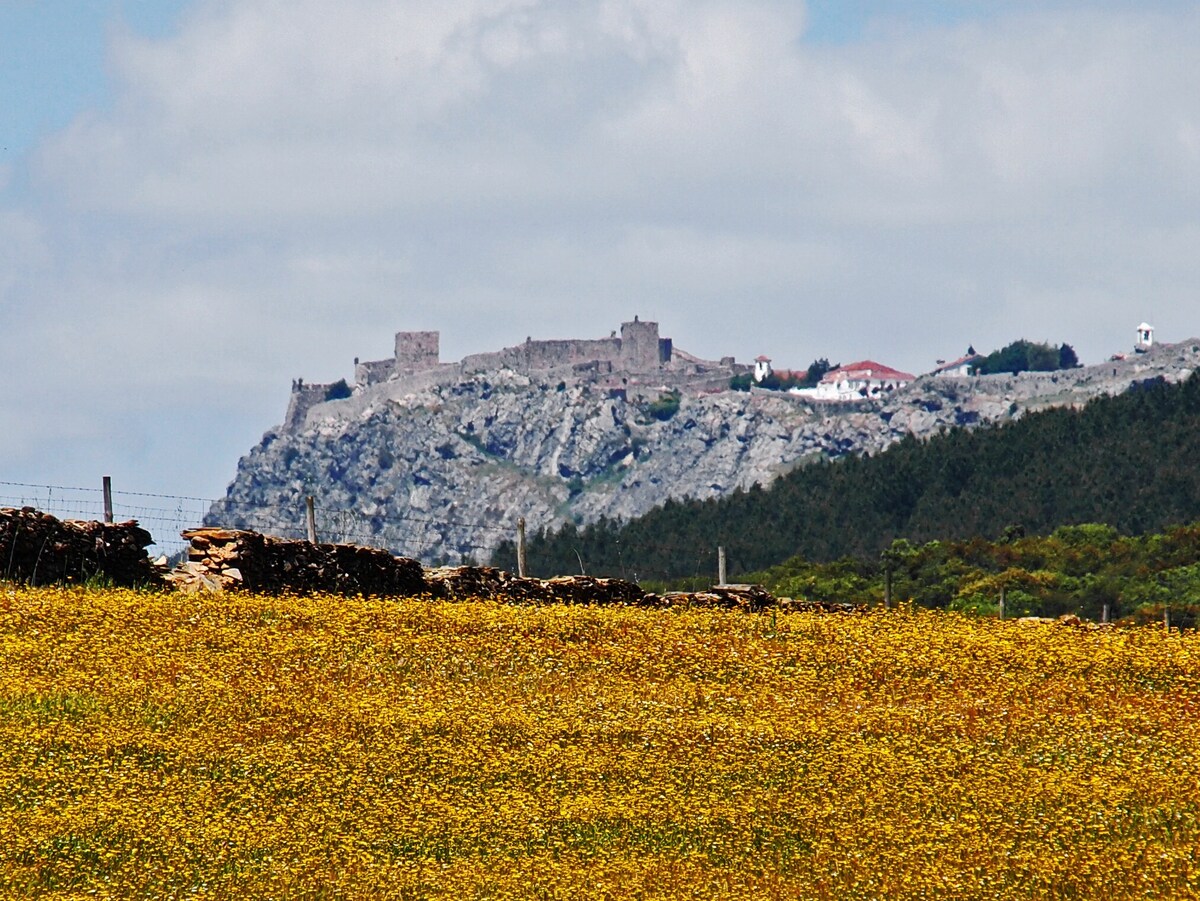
[0,480,728,582]
[2,481,522,565]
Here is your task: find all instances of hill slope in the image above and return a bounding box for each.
[212,339,1199,563]
[509,369,1200,582]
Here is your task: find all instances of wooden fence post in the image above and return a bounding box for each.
[517,517,527,578]
[718,546,727,587]
[306,496,318,544]
[998,586,1006,621]
[102,476,113,524]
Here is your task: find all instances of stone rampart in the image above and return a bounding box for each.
[284,381,334,431]
[292,318,735,433]
[911,339,1200,404]
[354,358,395,388]
[462,337,628,375]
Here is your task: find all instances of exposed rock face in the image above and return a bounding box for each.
[210,340,1200,564]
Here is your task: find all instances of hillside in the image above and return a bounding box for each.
[509,367,1200,582]
[211,326,1199,563]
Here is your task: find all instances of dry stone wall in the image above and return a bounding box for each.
[0,507,164,588]
[0,508,858,612]
[167,527,850,611]
[170,528,427,596]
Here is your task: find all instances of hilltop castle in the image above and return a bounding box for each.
[284,318,744,432]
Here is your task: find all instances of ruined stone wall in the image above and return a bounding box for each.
[460,348,518,374]
[284,381,333,432]
[394,331,440,373]
[462,337,625,374]
[172,527,821,612]
[458,325,682,377]
[523,338,623,370]
[354,358,395,387]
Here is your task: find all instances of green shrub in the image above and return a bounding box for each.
[324,379,353,401]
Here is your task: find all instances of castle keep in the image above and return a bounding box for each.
[285,318,740,432]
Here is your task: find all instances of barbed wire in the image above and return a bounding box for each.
[1,479,730,578]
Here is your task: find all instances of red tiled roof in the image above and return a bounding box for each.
[931,354,981,374]
[821,360,916,383]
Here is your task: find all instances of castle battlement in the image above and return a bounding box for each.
[352,318,711,390]
[281,319,747,433]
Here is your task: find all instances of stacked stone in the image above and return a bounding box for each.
[526,575,646,606]
[655,584,776,612]
[424,565,513,600]
[170,527,426,596]
[0,512,859,613]
[426,567,769,608]
[168,527,865,614]
[0,507,163,588]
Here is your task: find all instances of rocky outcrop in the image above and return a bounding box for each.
[209,340,1200,564]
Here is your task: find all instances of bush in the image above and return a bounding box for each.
[644,391,681,421]
[324,379,353,401]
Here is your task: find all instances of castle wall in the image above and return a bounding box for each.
[462,338,625,374]
[355,358,395,387]
[523,338,623,370]
[461,349,516,374]
[286,319,739,431]
[284,381,333,432]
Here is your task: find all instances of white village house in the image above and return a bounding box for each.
[795,360,917,401]
[1136,322,1154,352]
[931,352,983,378]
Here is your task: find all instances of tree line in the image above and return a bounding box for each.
[745,522,1200,626]
[495,371,1200,620]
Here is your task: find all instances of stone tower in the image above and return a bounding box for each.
[619,317,665,372]
[394,331,440,374]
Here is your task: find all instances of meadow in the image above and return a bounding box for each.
[1,586,1198,899]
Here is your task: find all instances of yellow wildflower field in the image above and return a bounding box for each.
[1,587,1198,900]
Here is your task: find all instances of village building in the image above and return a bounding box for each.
[796,360,917,401]
[1136,322,1154,352]
[931,352,983,378]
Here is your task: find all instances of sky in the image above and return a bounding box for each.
[2,0,1199,507]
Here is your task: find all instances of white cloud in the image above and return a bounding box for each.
[0,209,48,300]
[4,0,1200,498]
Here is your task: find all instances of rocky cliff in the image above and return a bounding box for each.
[210,340,1200,563]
